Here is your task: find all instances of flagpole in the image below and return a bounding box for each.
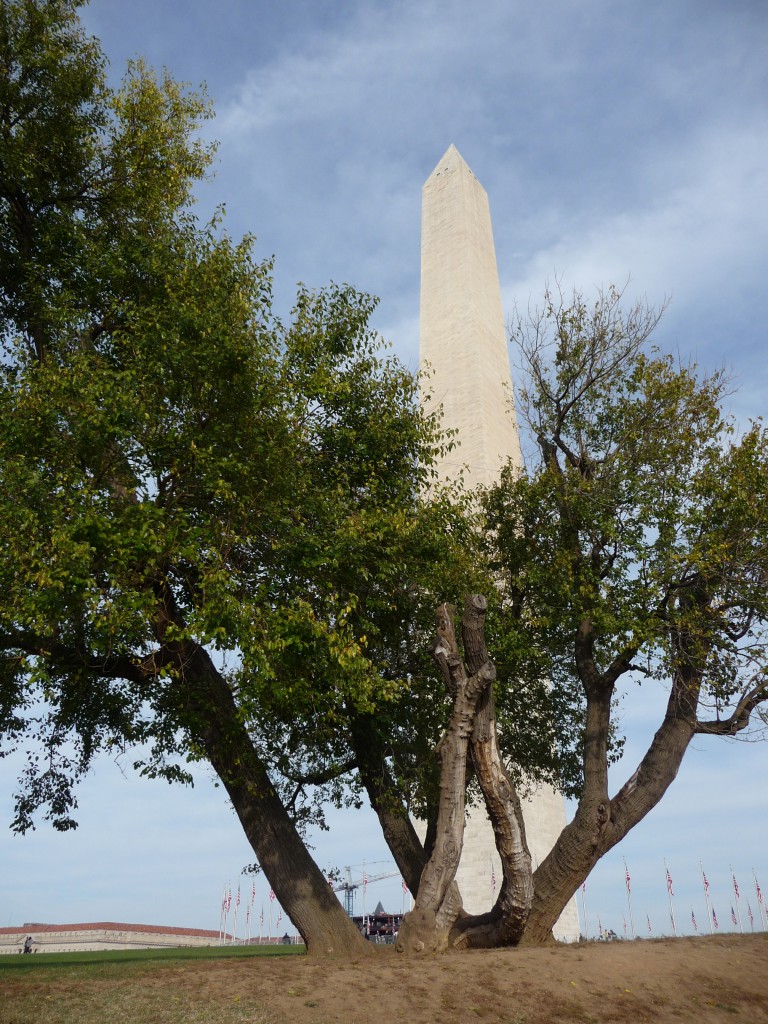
[362,859,366,922]
[580,882,588,940]
[731,867,743,933]
[664,859,676,936]
[233,881,240,944]
[623,858,636,938]
[700,863,714,934]
[218,888,226,945]
[223,883,231,944]
[753,870,766,930]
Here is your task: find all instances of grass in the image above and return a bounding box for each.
[0,945,302,1024]
[0,942,304,970]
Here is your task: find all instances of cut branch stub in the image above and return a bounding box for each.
[461,593,490,674]
[432,602,460,696]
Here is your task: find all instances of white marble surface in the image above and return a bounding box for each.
[418,146,580,941]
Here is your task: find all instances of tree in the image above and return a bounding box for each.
[8,3,761,962]
[394,284,768,951]
[0,0,479,956]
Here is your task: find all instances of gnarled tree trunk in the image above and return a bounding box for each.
[396,598,494,953]
[397,595,534,953]
[183,646,373,957]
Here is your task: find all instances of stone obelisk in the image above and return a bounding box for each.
[419,144,580,941]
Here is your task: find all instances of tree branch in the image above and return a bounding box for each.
[695,678,768,736]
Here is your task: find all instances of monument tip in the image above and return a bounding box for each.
[425,143,474,184]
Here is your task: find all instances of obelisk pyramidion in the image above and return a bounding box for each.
[419,144,580,942]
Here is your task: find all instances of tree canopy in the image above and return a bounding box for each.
[0,0,485,955]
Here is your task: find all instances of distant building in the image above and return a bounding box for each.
[1,922,226,954]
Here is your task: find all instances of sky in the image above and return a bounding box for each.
[2,0,768,942]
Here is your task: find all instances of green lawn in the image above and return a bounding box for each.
[0,941,304,970]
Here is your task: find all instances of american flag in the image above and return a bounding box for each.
[226,888,232,912]
[624,864,631,894]
[277,910,283,927]
[691,909,697,932]
[491,864,496,895]
[702,871,709,894]
[748,904,754,928]
[402,879,409,894]
[269,889,275,902]
[260,905,264,926]
[712,907,719,930]
[236,885,241,907]
[732,874,740,899]
[646,913,652,933]
[251,881,256,905]
[757,879,764,905]
[731,906,737,926]
[363,872,368,891]
[666,867,674,896]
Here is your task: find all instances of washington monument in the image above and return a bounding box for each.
[419,144,580,941]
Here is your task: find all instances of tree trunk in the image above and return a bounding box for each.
[450,682,533,948]
[396,598,494,954]
[521,667,699,944]
[447,595,534,949]
[351,717,427,895]
[178,640,373,957]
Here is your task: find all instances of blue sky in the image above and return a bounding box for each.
[2,0,767,941]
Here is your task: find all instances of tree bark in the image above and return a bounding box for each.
[351,717,428,895]
[521,654,700,944]
[451,682,534,948]
[396,598,494,954]
[147,575,372,957]
[450,599,533,949]
[177,641,373,957]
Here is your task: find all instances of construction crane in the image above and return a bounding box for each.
[332,866,399,916]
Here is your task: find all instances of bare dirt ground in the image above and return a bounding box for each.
[2,933,768,1024]
[210,935,768,1024]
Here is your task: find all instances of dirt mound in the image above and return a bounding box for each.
[213,934,768,1023]
[2,933,767,1024]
